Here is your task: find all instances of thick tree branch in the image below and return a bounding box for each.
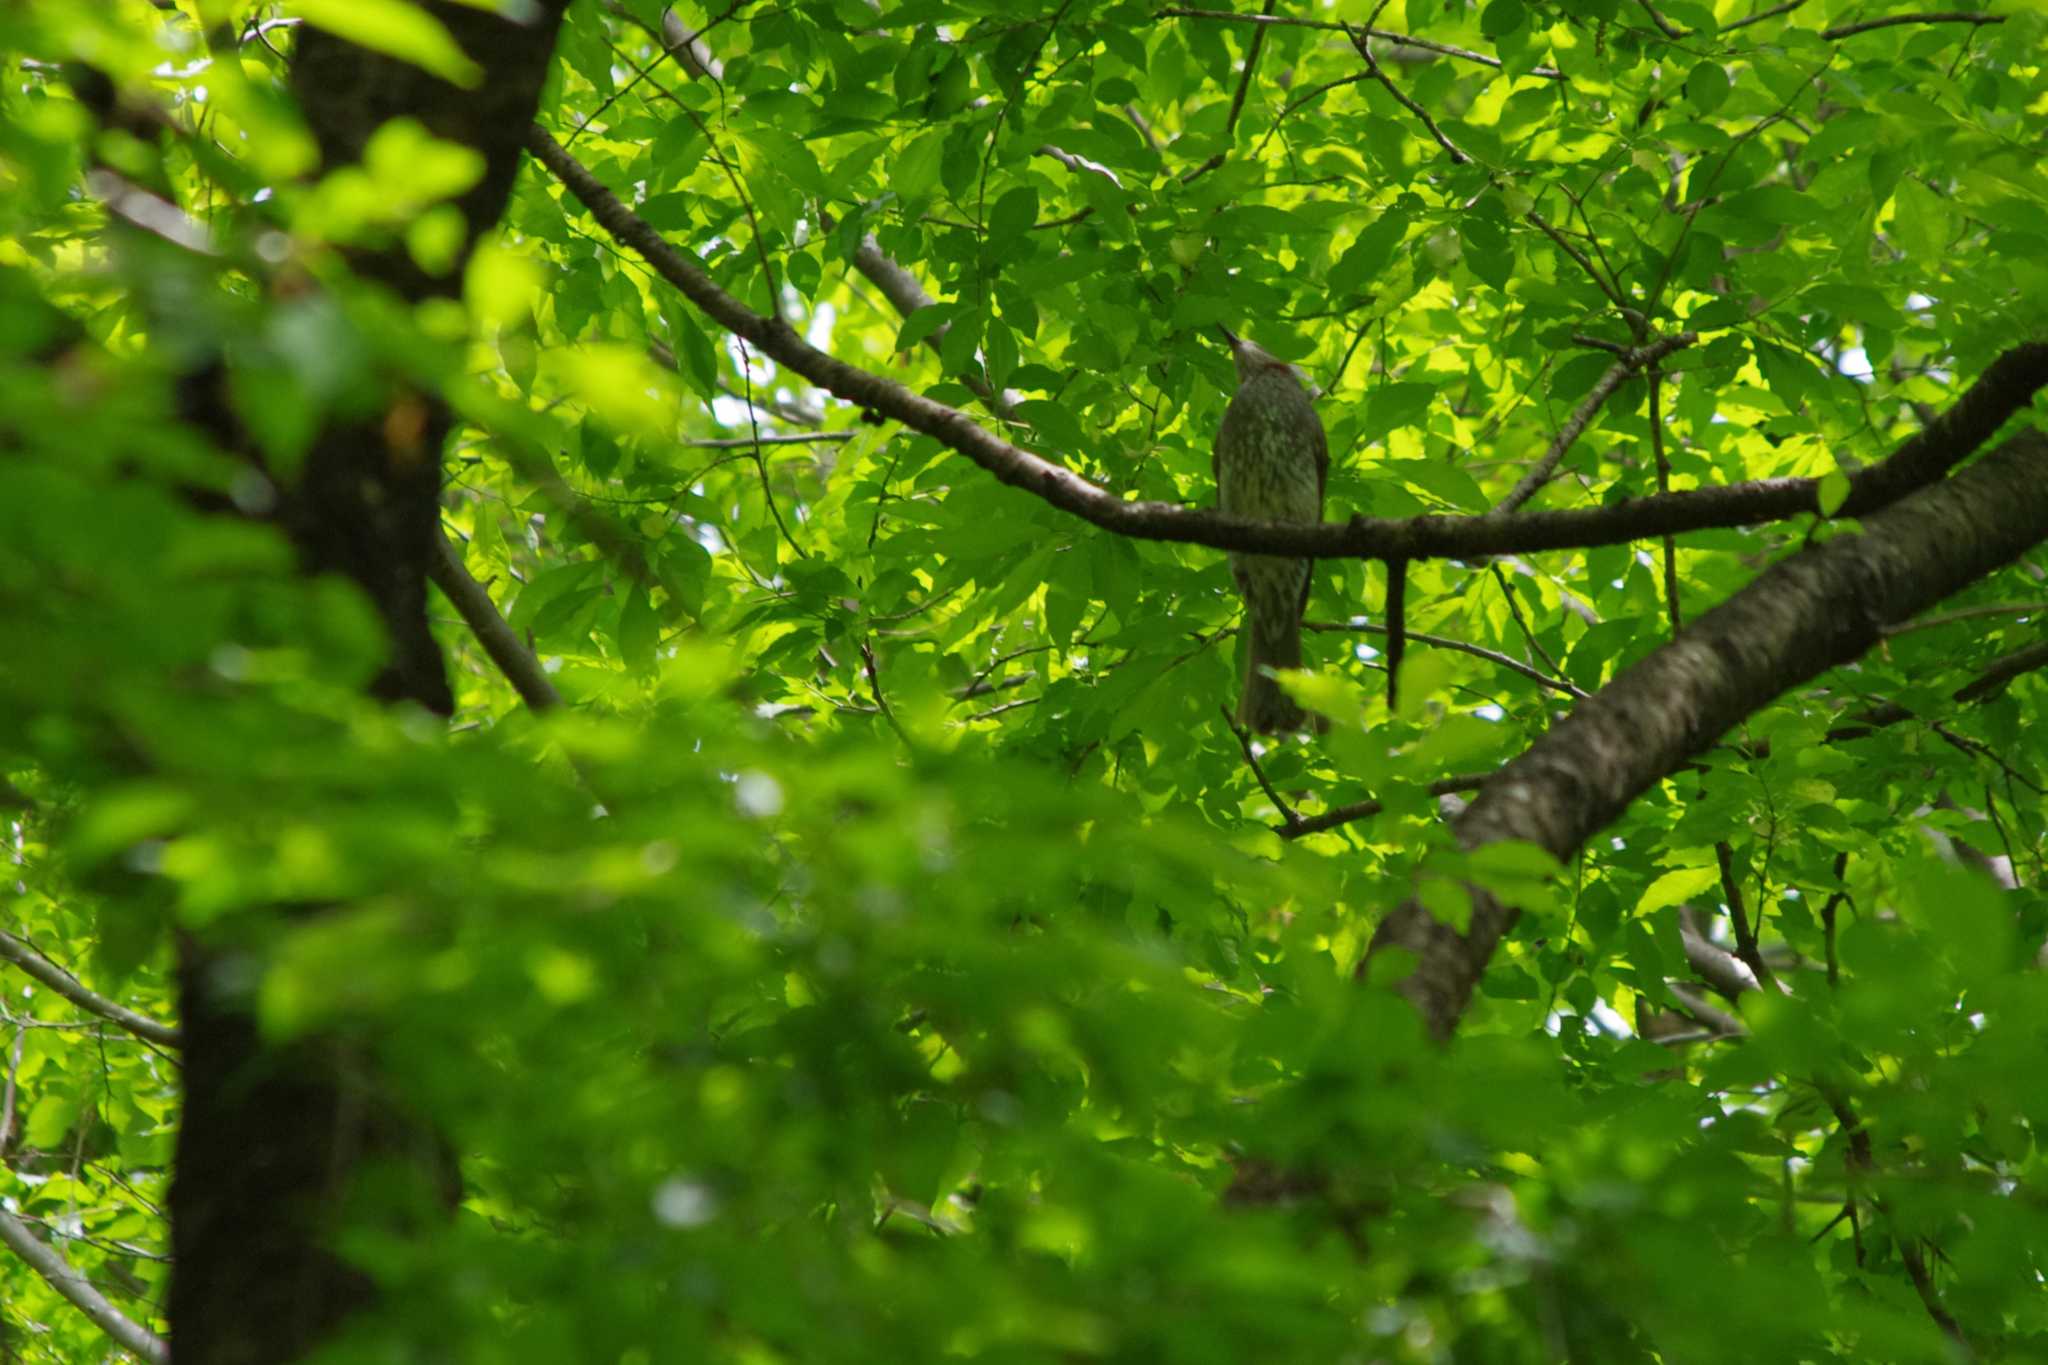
[0,1204,169,1365]
[528,130,2048,566]
[1367,427,2048,1039]
[0,931,180,1048]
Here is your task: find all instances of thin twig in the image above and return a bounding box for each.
[1526,211,1634,319]
[1277,771,1492,840]
[0,1027,21,1151]
[1821,10,2003,38]
[1157,8,1562,79]
[1632,0,1686,38]
[1304,618,1586,698]
[860,640,915,747]
[736,337,808,560]
[1495,332,1699,514]
[1486,564,1573,679]
[1723,0,1807,31]
[1714,842,1775,989]
[682,430,857,448]
[1223,706,1303,832]
[1882,600,2048,637]
[1342,20,1468,165]
[1225,0,1277,135]
[1649,366,1684,634]
[1818,851,1849,988]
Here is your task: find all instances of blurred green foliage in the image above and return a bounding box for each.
[4,0,2048,1361]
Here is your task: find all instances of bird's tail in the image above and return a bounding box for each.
[1239,613,1309,733]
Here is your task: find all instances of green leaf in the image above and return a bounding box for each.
[989,185,1039,239]
[1815,470,1850,518]
[1328,209,1411,297]
[1638,866,1720,915]
[1685,61,1731,113]
[1358,381,1438,444]
[618,580,660,671]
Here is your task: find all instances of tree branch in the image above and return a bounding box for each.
[1367,427,2048,1038]
[0,1204,169,1365]
[530,128,2048,567]
[1495,331,1697,514]
[0,931,180,1048]
[428,534,563,712]
[1155,8,1563,80]
[1278,772,1490,840]
[1821,10,2003,39]
[1305,619,1586,698]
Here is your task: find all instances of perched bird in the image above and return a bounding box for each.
[1213,330,1328,732]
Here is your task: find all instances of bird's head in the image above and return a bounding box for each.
[1222,329,1317,394]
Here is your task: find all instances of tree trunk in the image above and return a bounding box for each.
[167,7,568,1361]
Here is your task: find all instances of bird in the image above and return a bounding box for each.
[1213,329,1328,733]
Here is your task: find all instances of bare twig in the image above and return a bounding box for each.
[682,431,857,448]
[1342,22,1468,165]
[1157,8,1563,79]
[1495,332,1699,514]
[860,640,915,747]
[1723,0,1807,32]
[1223,706,1303,832]
[1649,365,1684,634]
[1881,600,2048,637]
[1486,564,1574,679]
[1632,0,1686,38]
[1821,10,2003,39]
[1226,0,1277,136]
[1714,841,1776,989]
[1304,619,1586,698]
[1525,210,1634,320]
[1818,851,1849,988]
[1277,771,1492,840]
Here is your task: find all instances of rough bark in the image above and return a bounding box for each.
[168,7,569,1363]
[1367,428,2048,1039]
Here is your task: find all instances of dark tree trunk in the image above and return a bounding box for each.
[168,7,569,1361]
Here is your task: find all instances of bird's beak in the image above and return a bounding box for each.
[1216,324,1240,347]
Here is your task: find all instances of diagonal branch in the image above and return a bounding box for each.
[1305,619,1587,698]
[1494,331,1698,514]
[0,931,180,1048]
[529,128,2048,565]
[1342,22,1468,165]
[428,534,563,712]
[1367,427,2048,1039]
[0,1204,169,1364]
